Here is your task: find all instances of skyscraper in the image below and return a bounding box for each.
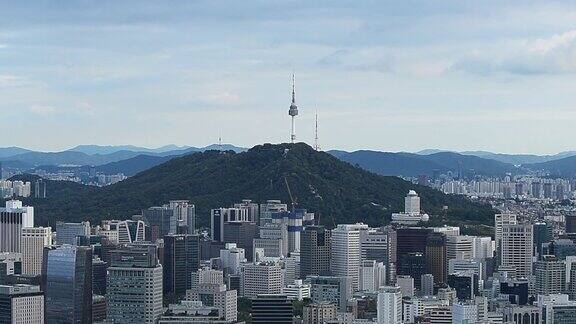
[163,234,200,297]
[106,243,163,324]
[142,206,176,242]
[0,284,44,323]
[168,200,196,234]
[251,294,294,324]
[330,223,368,290]
[223,221,258,261]
[44,245,92,323]
[494,213,517,253]
[500,223,533,278]
[377,286,402,324]
[301,225,331,278]
[535,255,566,295]
[20,226,51,275]
[0,200,34,253]
[426,232,447,285]
[55,221,90,246]
[360,226,397,282]
[242,262,284,298]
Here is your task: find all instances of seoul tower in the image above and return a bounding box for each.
[288,73,298,143]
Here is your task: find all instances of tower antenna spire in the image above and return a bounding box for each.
[288,72,299,143]
[314,110,320,151]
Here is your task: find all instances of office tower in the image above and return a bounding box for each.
[377,286,402,324]
[99,220,145,244]
[360,226,397,282]
[396,275,415,297]
[186,283,237,321]
[242,261,283,298]
[223,221,258,261]
[421,273,434,296]
[142,206,176,242]
[567,214,576,234]
[452,302,478,324]
[168,200,196,234]
[538,294,576,323]
[397,227,433,256]
[107,244,163,324]
[426,232,447,285]
[494,213,517,252]
[535,255,566,295]
[234,199,259,223]
[55,221,90,245]
[472,236,493,259]
[251,294,293,324]
[0,253,22,284]
[533,222,552,257]
[359,260,386,292]
[303,302,337,324]
[271,208,312,253]
[301,225,331,278]
[44,245,92,323]
[0,200,34,253]
[220,243,246,275]
[446,235,475,260]
[449,259,484,281]
[283,252,300,285]
[0,284,44,323]
[164,234,200,296]
[92,294,107,323]
[259,200,288,226]
[398,252,426,290]
[307,275,351,312]
[92,256,107,296]
[210,207,249,242]
[500,279,529,305]
[20,226,51,275]
[191,267,224,289]
[330,223,368,290]
[260,223,289,257]
[500,223,533,278]
[447,271,478,301]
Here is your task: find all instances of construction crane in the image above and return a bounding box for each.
[284,176,297,212]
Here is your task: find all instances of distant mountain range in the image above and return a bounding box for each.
[416,149,576,165]
[329,150,519,177]
[12,143,495,232]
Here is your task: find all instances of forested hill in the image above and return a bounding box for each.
[13,143,495,229]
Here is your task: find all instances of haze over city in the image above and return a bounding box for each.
[3,1,576,153]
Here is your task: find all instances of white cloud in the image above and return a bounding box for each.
[28,105,57,115]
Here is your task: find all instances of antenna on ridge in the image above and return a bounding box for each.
[314,111,320,151]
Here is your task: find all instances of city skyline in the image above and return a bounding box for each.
[3,1,576,154]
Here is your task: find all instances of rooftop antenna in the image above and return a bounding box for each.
[218,130,222,151]
[314,111,320,151]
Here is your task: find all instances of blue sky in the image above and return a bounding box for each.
[2,1,576,154]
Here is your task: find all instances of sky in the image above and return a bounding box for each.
[2,1,576,154]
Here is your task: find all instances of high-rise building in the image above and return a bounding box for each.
[142,206,176,242]
[220,243,246,275]
[303,302,337,324]
[55,221,90,246]
[242,262,283,298]
[163,234,200,296]
[259,200,288,226]
[360,226,397,282]
[421,273,434,296]
[446,235,475,260]
[259,223,289,257]
[271,208,312,253]
[447,271,478,301]
[44,245,92,323]
[500,223,533,278]
[398,252,426,290]
[168,200,196,234]
[0,252,22,284]
[307,275,351,312]
[210,207,249,242]
[98,220,145,244]
[377,286,402,324]
[535,255,566,295]
[0,200,34,253]
[301,225,331,278]
[391,191,430,225]
[223,221,258,261]
[0,284,44,323]
[330,223,368,290]
[251,294,294,324]
[426,232,447,285]
[397,227,433,256]
[186,283,237,322]
[538,294,576,324]
[107,243,163,324]
[494,213,517,253]
[533,222,552,257]
[359,260,386,292]
[20,226,51,275]
[234,199,259,223]
[452,302,478,324]
[92,256,107,296]
[396,275,415,298]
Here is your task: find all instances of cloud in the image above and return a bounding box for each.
[0,75,28,88]
[28,105,57,115]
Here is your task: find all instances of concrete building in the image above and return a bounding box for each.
[0,284,44,323]
[55,221,90,245]
[301,225,331,278]
[106,244,163,324]
[538,294,576,324]
[535,255,566,295]
[494,213,517,252]
[500,223,533,278]
[220,243,246,275]
[307,275,351,312]
[360,226,397,283]
[186,283,237,322]
[163,234,201,296]
[452,302,477,324]
[251,294,293,324]
[303,302,337,324]
[426,232,447,285]
[377,286,402,324]
[330,223,368,290]
[391,190,430,225]
[397,275,415,298]
[359,260,386,292]
[0,200,34,253]
[446,235,475,260]
[259,223,289,257]
[283,279,311,300]
[20,226,51,275]
[242,262,283,298]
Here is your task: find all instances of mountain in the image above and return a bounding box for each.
[68,144,192,155]
[95,154,176,176]
[12,143,494,231]
[525,155,576,177]
[329,150,518,177]
[0,147,33,158]
[416,149,576,165]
